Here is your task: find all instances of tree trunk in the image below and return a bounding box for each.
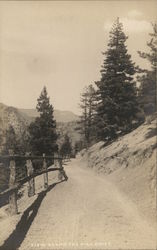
[43,154,48,189]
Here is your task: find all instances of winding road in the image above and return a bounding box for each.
[1,158,156,250]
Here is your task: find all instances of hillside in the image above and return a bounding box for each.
[56,121,81,148]
[0,103,80,150]
[80,118,156,225]
[0,103,29,139]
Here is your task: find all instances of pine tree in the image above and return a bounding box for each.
[59,134,72,158]
[95,18,139,140]
[137,23,157,115]
[18,129,31,154]
[29,86,58,155]
[77,85,97,147]
[74,140,84,155]
[0,118,3,151]
[0,130,3,152]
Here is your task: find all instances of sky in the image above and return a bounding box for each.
[0,1,156,115]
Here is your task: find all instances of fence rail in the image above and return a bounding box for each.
[0,151,68,215]
[0,155,62,160]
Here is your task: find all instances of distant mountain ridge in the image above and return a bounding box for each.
[0,103,79,123]
[0,103,80,151]
[19,108,79,123]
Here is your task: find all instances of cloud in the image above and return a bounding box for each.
[104,18,152,33]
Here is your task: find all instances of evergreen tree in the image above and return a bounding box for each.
[0,130,3,152]
[137,23,157,115]
[77,85,97,147]
[59,134,72,158]
[74,140,84,155]
[2,126,20,154]
[18,129,31,154]
[29,86,58,155]
[0,118,3,151]
[95,18,139,140]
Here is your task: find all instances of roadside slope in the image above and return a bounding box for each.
[81,119,156,225]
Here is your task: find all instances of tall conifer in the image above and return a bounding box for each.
[29,87,58,155]
[95,18,139,140]
[77,85,97,147]
[137,23,157,115]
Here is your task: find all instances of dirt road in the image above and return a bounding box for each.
[3,158,156,250]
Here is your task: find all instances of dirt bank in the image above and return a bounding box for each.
[81,120,156,226]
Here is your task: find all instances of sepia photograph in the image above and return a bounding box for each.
[0,1,156,249]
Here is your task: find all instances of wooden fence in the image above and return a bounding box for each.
[0,151,68,215]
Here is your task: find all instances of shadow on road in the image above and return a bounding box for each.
[145,127,157,139]
[0,180,65,250]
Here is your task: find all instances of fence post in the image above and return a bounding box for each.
[58,155,68,181]
[58,157,62,169]
[26,152,35,197]
[54,152,59,167]
[9,149,18,215]
[43,153,48,189]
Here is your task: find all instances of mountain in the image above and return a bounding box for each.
[18,108,79,123]
[0,103,81,193]
[0,103,81,152]
[54,110,79,123]
[0,103,30,137]
[18,108,80,147]
[0,103,79,133]
[18,108,38,119]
